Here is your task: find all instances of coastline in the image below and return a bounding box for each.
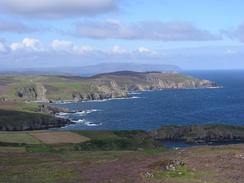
[37,86,222,105]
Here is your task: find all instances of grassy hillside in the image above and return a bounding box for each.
[0,102,71,131]
[0,130,244,183]
[0,75,92,101]
[0,109,72,131]
[0,71,216,102]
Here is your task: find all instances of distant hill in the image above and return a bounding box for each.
[78,63,180,76]
[0,63,180,76]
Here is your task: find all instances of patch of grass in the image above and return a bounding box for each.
[77,131,121,140]
[0,109,68,131]
[57,151,130,162]
[0,130,161,153]
[0,102,39,112]
[0,164,79,183]
[0,132,40,144]
[25,145,54,153]
[44,80,93,100]
[142,147,169,155]
[21,102,40,112]
[73,138,134,151]
[0,147,26,153]
[148,165,210,182]
[74,130,161,151]
[30,131,90,144]
[157,166,195,179]
[0,154,54,166]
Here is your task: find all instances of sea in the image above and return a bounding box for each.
[54,70,244,131]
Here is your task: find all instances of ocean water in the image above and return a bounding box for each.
[55,70,244,131]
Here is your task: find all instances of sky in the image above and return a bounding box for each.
[0,0,244,70]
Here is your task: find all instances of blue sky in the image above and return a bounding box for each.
[0,0,244,70]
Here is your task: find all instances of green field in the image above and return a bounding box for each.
[0,132,41,144]
[0,131,91,146]
[0,130,161,151]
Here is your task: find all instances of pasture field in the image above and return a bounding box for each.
[0,131,90,145]
[0,132,40,144]
[29,131,90,144]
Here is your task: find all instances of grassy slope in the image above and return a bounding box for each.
[0,109,68,131]
[0,101,39,112]
[0,130,162,151]
[0,132,41,144]
[0,130,244,183]
[0,75,90,101]
[0,75,102,131]
[0,75,106,101]
[0,72,211,101]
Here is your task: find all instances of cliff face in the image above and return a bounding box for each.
[1,71,217,102]
[16,86,37,101]
[92,71,216,91]
[71,71,216,101]
[70,71,216,102]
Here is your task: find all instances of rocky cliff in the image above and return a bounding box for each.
[1,71,217,102]
[69,71,217,101]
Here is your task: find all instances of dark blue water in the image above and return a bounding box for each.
[56,70,244,131]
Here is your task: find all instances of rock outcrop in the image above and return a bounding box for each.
[69,71,217,102]
[16,86,37,101]
[39,104,70,114]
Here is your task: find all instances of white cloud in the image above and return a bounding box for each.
[1,38,160,58]
[111,45,126,54]
[10,38,44,52]
[51,39,92,54]
[137,47,155,54]
[0,38,164,67]
[51,40,74,51]
[0,0,117,18]
[0,41,8,53]
[74,46,93,54]
[1,39,244,69]
[74,20,221,41]
[7,38,93,55]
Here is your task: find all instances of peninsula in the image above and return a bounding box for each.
[0,71,216,103]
